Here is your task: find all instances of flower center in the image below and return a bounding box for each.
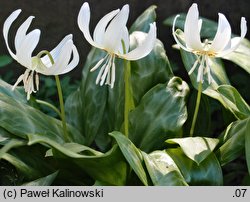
[193,39,216,57]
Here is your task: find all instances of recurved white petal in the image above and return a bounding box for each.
[56,44,79,75]
[103,4,129,52]
[16,29,41,69]
[117,26,130,54]
[172,15,191,52]
[14,16,35,51]
[93,9,120,45]
[210,14,232,52]
[41,34,73,67]
[3,9,22,60]
[184,3,203,50]
[198,19,203,33]
[217,17,247,57]
[121,22,156,61]
[78,2,101,49]
[40,40,73,75]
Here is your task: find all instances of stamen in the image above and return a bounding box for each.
[110,57,116,88]
[105,65,111,86]
[205,55,212,84]
[188,59,199,75]
[90,54,109,72]
[96,56,110,85]
[197,64,203,83]
[12,74,25,91]
[197,56,205,83]
[35,72,39,91]
[23,69,31,83]
[100,56,112,86]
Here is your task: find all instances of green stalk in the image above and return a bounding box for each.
[37,50,69,142]
[122,40,135,137]
[36,99,61,117]
[190,81,202,137]
[55,75,69,142]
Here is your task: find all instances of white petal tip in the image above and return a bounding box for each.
[82,2,90,10]
[13,9,22,15]
[191,3,198,8]
[67,34,73,39]
[122,4,129,10]
[241,17,247,37]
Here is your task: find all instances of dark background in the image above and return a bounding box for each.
[0,0,249,80]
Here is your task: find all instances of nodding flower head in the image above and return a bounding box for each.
[3,9,79,99]
[172,3,247,84]
[78,2,157,88]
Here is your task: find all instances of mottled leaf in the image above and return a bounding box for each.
[223,38,250,75]
[216,118,250,165]
[130,5,156,33]
[217,85,250,120]
[167,148,223,185]
[142,150,188,186]
[129,77,189,152]
[110,131,148,185]
[0,93,84,144]
[28,134,127,185]
[166,137,219,164]
[245,119,250,175]
[22,171,58,186]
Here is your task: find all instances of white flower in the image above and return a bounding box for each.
[3,9,79,99]
[173,3,247,84]
[78,2,156,88]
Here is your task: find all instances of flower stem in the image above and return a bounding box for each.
[36,99,61,117]
[55,75,69,142]
[190,81,202,137]
[122,40,135,137]
[37,50,69,142]
[124,60,135,137]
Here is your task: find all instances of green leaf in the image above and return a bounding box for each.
[167,148,223,185]
[130,5,156,33]
[0,79,26,103]
[216,118,250,165]
[223,38,250,75]
[217,85,250,120]
[129,77,189,152]
[65,48,108,147]
[166,137,219,164]
[164,13,218,39]
[109,131,148,185]
[0,55,13,67]
[130,33,174,105]
[185,92,211,136]
[0,139,26,159]
[1,145,57,181]
[22,171,58,186]
[0,92,84,144]
[142,150,188,186]
[27,134,127,185]
[245,119,250,175]
[0,127,16,145]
